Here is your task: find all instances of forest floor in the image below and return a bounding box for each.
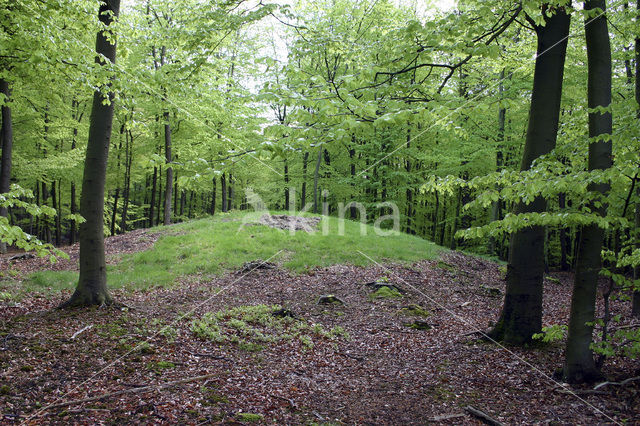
[0,215,638,425]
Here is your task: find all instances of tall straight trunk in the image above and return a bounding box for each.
[210,176,216,215]
[489,6,570,345]
[163,110,173,225]
[559,193,571,270]
[62,0,121,308]
[313,148,322,214]
[149,166,157,227]
[156,166,162,225]
[228,173,234,211]
[52,180,61,245]
[348,140,357,219]
[221,173,227,213]
[284,159,289,209]
[489,70,507,255]
[0,79,13,254]
[633,189,640,316]
[110,188,119,236]
[563,0,612,383]
[432,191,439,240]
[69,99,81,245]
[633,0,640,317]
[301,152,308,209]
[405,129,414,233]
[173,170,178,216]
[120,130,132,234]
[180,190,186,216]
[41,181,51,243]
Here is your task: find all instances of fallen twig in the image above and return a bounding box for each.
[465,405,504,426]
[41,373,218,411]
[594,376,640,391]
[71,325,93,340]
[186,351,229,360]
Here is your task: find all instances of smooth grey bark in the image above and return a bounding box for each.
[62,0,121,308]
[563,0,611,383]
[0,79,13,254]
[489,5,570,345]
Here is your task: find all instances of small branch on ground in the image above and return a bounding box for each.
[465,405,504,426]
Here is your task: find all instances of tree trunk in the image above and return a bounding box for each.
[284,159,289,209]
[120,130,132,234]
[559,193,570,270]
[489,6,570,345]
[301,151,308,209]
[220,173,227,212]
[149,166,157,227]
[488,70,507,255]
[563,0,612,383]
[110,188,119,236]
[228,173,234,211]
[633,0,640,317]
[52,179,61,245]
[313,148,322,214]
[0,79,13,254]
[62,0,121,308]
[210,176,216,215]
[163,110,173,225]
[69,99,81,245]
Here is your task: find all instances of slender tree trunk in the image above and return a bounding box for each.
[211,176,216,215]
[301,151,308,209]
[313,148,322,214]
[489,70,507,255]
[52,180,61,245]
[559,193,570,270]
[69,99,81,245]
[0,79,13,254]
[110,188,119,236]
[221,173,227,213]
[163,110,173,225]
[149,167,157,227]
[633,0,640,317]
[156,166,162,225]
[228,173,234,211]
[120,130,132,234]
[489,6,570,345]
[62,0,121,308]
[284,159,289,209]
[563,0,611,383]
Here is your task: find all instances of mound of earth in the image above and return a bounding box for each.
[258,214,321,232]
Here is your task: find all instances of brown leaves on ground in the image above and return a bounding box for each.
[0,246,638,424]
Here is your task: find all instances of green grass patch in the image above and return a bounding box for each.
[368,286,403,299]
[191,304,348,351]
[10,211,442,296]
[236,413,263,422]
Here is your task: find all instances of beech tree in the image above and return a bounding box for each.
[62,0,121,308]
[563,0,612,383]
[488,2,571,345]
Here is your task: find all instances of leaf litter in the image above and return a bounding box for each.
[0,234,638,424]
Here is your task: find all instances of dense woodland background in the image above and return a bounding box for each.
[1,0,640,385]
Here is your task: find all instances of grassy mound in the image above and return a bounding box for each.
[13,211,442,295]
